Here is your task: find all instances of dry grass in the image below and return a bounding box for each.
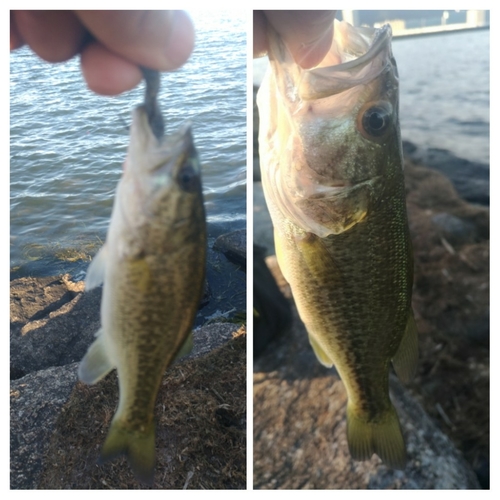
[38,327,246,489]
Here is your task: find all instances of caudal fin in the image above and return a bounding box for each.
[346,403,406,470]
[99,418,156,484]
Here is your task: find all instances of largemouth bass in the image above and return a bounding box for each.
[78,70,206,483]
[258,20,418,469]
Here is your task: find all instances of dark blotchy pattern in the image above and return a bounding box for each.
[110,186,206,430]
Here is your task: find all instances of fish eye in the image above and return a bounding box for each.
[363,108,388,135]
[177,163,199,192]
[357,101,393,141]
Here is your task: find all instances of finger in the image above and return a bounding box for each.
[11,10,86,62]
[10,11,25,50]
[80,41,142,96]
[253,11,267,58]
[264,10,336,69]
[75,10,194,71]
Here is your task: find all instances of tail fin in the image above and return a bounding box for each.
[99,418,156,484]
[346,403,406,470]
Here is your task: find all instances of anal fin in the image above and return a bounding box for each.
[308,333,334,368]
[85,244,108,290]
[78,332,114,384]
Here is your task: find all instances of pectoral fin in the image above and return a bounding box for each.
[85,244,108,290]
[273,228,290,284]
[308,333,334,368]
[78,332,114,384]
[295,232,342,283]
[392,309,419,384]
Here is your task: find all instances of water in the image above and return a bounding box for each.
[11,22,490,278]
[392,29,490,165]
[10,10,247,280]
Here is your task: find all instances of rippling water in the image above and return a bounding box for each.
[392,29,490,165]
[10,10,246,279]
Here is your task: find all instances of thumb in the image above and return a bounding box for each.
[75,10,195,71]
[264,10,336,69]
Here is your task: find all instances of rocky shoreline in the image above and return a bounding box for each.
[10,232,247,489]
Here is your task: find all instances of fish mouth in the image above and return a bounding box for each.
[130,106,196,178]
[149,122,196,173]
[297,22,393,100]
[320,24,391,72]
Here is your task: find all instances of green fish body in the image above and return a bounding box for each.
[258,20,418,469]
[79,106,206,483]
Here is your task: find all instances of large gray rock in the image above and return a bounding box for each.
[402,140,489,206]
[213,229,247,267]
[10,267,247,489]
[431,212,479,246]
[10,363,79,490]
[10,275,100,379]
[10,272,216,380]
[11,324,246,489]
[253,245,291,358]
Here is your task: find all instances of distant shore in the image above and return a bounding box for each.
[392,24,489,39]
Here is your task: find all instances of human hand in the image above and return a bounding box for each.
[253,10,337,69]
[10,10,195,95]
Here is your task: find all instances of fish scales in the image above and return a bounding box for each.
[258,20,418,469]
[109,228,204,424]
[78,70,206,483]
[283,175,411,409]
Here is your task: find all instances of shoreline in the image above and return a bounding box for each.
[10,231,248,488]
[392,24,489,39]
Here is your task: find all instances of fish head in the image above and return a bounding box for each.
[259,20,403,237]
[117,106,205,247]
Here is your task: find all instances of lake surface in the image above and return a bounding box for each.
[10,10,247,280]
[391,29,489,165]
